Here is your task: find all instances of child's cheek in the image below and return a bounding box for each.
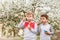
[42,20,46,23]
[30,17,33,20]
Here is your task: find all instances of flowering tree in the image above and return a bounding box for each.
[0,0,60,37]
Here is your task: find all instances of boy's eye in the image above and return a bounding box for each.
[40,17,45,20]
[29,15,32,17]
[42,18,45,20]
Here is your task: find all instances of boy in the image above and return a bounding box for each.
[17,11,37,40]
[38,14,54,40]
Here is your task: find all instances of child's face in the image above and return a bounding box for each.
[40,17,48,24]
[26,14,33,21]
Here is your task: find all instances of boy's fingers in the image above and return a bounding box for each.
[22,17,26,21]
[28,27,31,30]
[45,32,50,35]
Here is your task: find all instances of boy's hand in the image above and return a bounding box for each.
[28,27,31,30]
[28,25,31,30]
[22,17,26,21]
[45,31,50,35]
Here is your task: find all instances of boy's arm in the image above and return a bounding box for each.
[29,23,37,34]
[49,26,54,35]
[37,25,41,34]
[17,20,24,29]
[45,26,54,35]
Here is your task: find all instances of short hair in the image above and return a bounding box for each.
[41,14,48,19]
[25,11,34,17]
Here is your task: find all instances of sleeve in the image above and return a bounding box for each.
[30,23,38,34]
[49,25,54,35]
[17,20,25,29]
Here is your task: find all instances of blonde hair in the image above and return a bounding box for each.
[25,11,34,17]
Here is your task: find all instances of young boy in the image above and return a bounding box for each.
[17,11,37,40]
[38,14,54,40]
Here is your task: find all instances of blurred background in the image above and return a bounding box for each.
[0,0,60,40]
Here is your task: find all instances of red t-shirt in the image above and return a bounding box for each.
[24,21,35,29]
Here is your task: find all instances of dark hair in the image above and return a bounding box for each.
[41,14,48,19]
